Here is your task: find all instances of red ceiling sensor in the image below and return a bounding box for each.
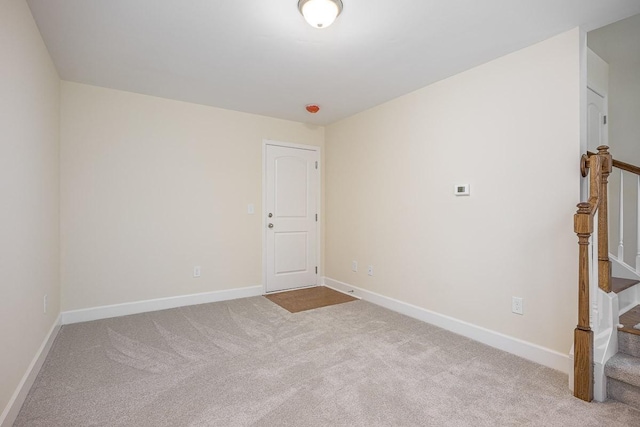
[305,104,320,114]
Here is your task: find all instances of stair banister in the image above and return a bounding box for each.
[574,199,594,402]
[575,146,611,401]
[578,148,640,404]
[600,152,640,273]
[598,148,612,294]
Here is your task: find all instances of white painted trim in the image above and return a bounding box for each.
[262,139,322,294]
[568,346,574,392]
[262,141,268,293]
[263,139,320,152]
[0,315,62,427]
[617,280,640,316]
[586,48,609,101]
[579,29,589,202]
[323,277,571,374]
[61,286,263,325]
[611,253,640,281]
[323,282,361,300]
[264,284,319,295]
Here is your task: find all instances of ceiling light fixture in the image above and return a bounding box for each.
[298,0,343,29]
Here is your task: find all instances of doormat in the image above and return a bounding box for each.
[264,286,358,313]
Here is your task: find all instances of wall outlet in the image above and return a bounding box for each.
[352,261,358,272]
[193,266,201,278]
[247,203,255,214]
[512,297,523,315]
[43,294,47,314]
[367,265,374,276]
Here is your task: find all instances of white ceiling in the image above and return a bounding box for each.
[27,0,640,125]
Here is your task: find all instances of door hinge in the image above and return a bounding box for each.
[315,214,318,222]
[603,115,607,125]
[315,266,318,274]
[315,161,318,169]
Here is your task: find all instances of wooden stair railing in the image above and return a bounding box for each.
[586,150,640,273]
[611,157,640,274]
[574,145,612,401]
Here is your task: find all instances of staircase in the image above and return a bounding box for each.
[572,147,640,405]
[605,282,640,409]
[604,156,640,408]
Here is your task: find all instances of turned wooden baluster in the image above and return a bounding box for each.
[597,146,612,293]
[574,201,594,401]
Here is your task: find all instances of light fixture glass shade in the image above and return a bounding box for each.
[298,0,343,29]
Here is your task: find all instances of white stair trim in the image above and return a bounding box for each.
[594,291,620,401]
[618,283,640,317]
[611,254,640,282]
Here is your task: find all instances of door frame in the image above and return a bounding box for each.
[262,139,321,294]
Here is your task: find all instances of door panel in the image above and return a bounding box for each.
[265,144,318,293]
[276,157,308,218]
[275,232,308,274]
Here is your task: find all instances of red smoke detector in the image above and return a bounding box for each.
[305,104,320,114]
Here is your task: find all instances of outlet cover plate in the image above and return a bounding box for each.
[512,297,523,315]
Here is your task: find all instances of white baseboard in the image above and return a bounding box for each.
[0,315,62,427]
[323,277,570,374]
[61,285,264,325]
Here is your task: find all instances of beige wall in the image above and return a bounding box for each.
[588,14,640,268]
[588,13,640,166]
[0,0,60,415]
[60,82,324,311]
[325,29,581,354]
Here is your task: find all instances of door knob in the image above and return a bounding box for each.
[268,223,274,228]
[268,213,273,218]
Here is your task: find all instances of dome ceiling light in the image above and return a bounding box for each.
[298,0,343,29]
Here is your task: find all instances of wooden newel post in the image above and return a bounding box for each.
[574,202,594,401]
[597,145,612,293]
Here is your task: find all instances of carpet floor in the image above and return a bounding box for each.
[14,297,640,426]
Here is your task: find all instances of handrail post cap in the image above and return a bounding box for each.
[576,202,591,212]
[580,154,589,177]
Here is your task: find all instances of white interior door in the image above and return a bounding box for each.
[587,87,607,153]
[265,143,319,293]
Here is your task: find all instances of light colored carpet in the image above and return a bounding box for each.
[14,297,640,426]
